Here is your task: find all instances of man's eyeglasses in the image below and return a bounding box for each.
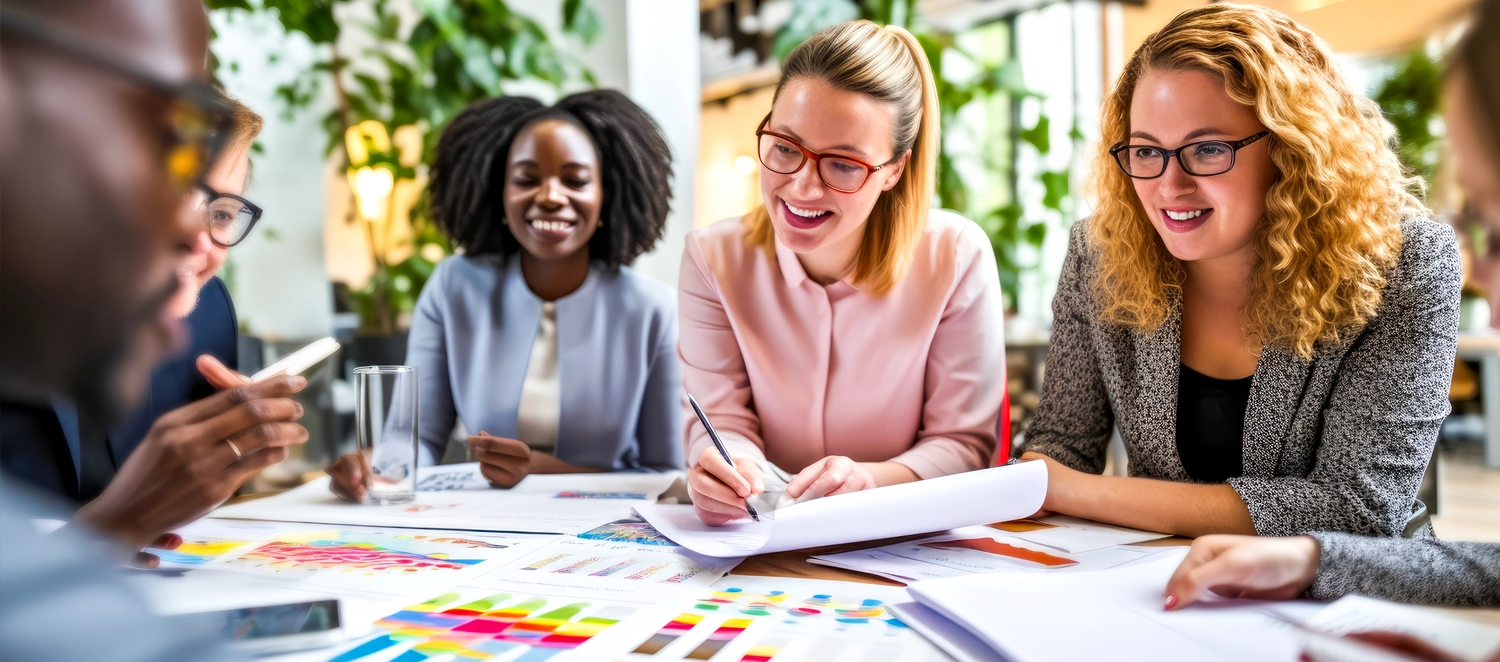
[0,8,235,194]
[1109,131,1271,179]
[755,115,898,194]
[193,184,262,248]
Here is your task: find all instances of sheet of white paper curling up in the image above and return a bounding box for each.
[632,461,1047,558]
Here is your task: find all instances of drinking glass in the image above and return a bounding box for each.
[354,365,418,505]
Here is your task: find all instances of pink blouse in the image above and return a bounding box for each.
[678,210,1005,478]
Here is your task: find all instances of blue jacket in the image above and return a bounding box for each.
[0,277,237,501]
[408,255,683,471]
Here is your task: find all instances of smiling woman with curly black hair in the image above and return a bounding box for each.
[326,90,683,498]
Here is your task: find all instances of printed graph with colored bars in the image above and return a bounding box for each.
[619,580,947,661]
[328,590,636,662]
[228,533,508,575]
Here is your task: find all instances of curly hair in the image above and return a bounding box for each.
[428,89,673,268]
[1090,3,1426,359]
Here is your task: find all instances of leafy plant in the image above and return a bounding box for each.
[1371,48,1444,190]
[207,0,599,333]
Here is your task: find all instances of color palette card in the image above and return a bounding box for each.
[602,574,951,661]
[322,582,664,662]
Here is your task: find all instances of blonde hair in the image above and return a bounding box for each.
[1090,3,1425,358]
[742,20,940,294]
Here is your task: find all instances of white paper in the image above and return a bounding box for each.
[149,519,541,600]
[634,461,1047,557]
[212,472,679,534]
[908,550,1314,662]
[889,601,1010,662]
[1307,595,1500,662]
[1005,515,1170,553]
[809,548,970,584]
[478,536,743,602]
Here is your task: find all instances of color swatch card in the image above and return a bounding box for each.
[634,462,1046,557]
[602,575,952,661]
[156,519,540,599]
[322,583,661,662]
[478,536,743,603]
[211,472,680,535]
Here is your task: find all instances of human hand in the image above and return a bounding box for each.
[688,447,764,526]
[74,373,309,550]
[326,451,372,501]
[1019,451,1072,516]
[128,533,184,569]
[785,456,876,501]
[1163,535,1320,610]
[197,354,252,390]
[469,431,531,488]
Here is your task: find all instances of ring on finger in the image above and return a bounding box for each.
[224,439,243,459]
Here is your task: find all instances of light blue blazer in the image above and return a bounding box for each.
[406,254,683,471]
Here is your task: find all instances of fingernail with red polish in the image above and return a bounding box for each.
[1164,595,1177,610]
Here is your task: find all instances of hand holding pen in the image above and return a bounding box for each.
[686,394,765,527]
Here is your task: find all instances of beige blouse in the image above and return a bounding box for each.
[516,301,560,451]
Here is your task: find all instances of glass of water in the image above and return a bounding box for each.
[354,365,418,505]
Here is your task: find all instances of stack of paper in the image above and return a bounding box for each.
[633,461,1047,557]
[903,550,1320,661]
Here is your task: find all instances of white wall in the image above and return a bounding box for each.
[212,10,336,340]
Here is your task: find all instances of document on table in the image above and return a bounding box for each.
[809,523,1175,584]
[212,471,681,535]
[907,550,1321,662]
[633,461,1046,557]
[1306,595,1500,662]
[993,515,1170,553]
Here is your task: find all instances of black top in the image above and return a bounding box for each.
[0,277,237,503]
[1175,362,1253,483]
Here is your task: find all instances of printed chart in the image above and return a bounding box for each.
[578,518,676,546]
[325,586,643,662]
[610,575,950,661]
[491,537,739,595]
[160,520,535,598]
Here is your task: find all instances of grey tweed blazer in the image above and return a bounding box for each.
[1307,533,1500,605]
[1026,217,1460,537]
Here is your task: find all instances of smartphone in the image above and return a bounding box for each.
[173,598,343,655]
[251,337,341,382]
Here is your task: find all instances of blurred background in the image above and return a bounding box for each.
[208,0,1495,540]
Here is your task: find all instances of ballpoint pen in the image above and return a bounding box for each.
[687,393,760,522]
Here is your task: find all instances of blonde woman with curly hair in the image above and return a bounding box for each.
[1020,3,1460,540]
[681,20,1005,526]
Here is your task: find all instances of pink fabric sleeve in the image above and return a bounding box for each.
[677,236,768,467]
[887,226,1005,478]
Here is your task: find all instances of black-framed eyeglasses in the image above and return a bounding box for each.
[1109,131,1271,179]
[193,184,262,248]
[0,8,235,194]
[755,114,899,194]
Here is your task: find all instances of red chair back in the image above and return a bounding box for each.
[994,390,1012,466]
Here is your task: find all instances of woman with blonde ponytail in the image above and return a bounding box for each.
[680,20,1005,526]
